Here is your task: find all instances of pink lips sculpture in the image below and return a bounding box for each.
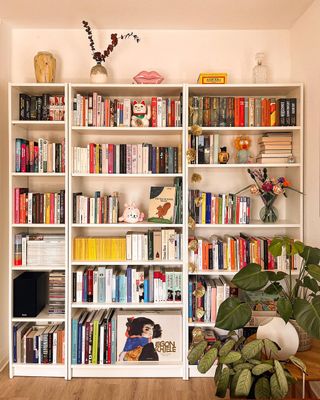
[133,71,164,84]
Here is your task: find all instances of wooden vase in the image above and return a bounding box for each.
[34,52,56,83]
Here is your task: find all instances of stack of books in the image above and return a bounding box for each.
[189,234,302,272]
[14,233,65,267]
[72,266,182,304]
[73,237,126,262]
[257,133,293,164]
[15,138,65,173]
[19,94,65,121]
[48,271,65,315]
[189,190,250,225]
[12,322,65,364]
[188,276,237,323]
[72,143,182,174]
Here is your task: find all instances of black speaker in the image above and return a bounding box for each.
[13,272,47,317]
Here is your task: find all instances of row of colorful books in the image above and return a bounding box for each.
[257,133,293,164]
[72,94,182,127]
[13,322,65,364]
[126,230,183,261]
[14,234,65,267]
[189,96,297,127]
[188,276,237,323]
[73,229,183,262]
[15,138,65,173]
[189,190,250,225]
[19,94,65,121]
[72,267,182,304]
[189,234,302,271]
[72,143,182,174]
[13,189,65,224]
[49,271,65,315]
[71,310,182,365]
[72,192,119,224]
[188,134,219,164]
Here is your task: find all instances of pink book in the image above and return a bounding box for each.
[108,144,114,174]
[14,188,20,223]
[101,144,107,174]
[50,193,55,223]
[21,142,26,173]
[211,286,217,323]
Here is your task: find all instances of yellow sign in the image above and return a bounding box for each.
[197,73,228,84]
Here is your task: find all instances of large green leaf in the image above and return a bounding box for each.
[187,340,207,365]
[214,363,222,384]
[263,338,280,356]
[267,271,287,281]
[230,370,242,398]
[274,360,288,396]
[270,373,285,399]
[219,339,236,357]
[293,296,320,339]
[292,240,304,255]
[269,238,284,257]
[241,339,264,360]
[215,367,230,398]
[255,377,271,400]
[219,351,242,364]
[303,276,319,293]
[234,363,254,372]
[197,347,218,374]
[232,263,269,291]
[306,264,320,282]
[252,363,273,376]
[215,298,252,330]
[264,282,283,296]
[302,246,320,265]
[289,355,306,373]
[235,369,252,397]
[277,298,293,323]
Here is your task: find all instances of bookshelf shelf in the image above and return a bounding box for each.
[188,322,215,328]
[12,266,66,271]
[71,223,184,228]
[12,173,66,177]
[187,126,301,133]
[71,302,183,309]
[12,364,66,378]
[71,261,183,266]
[188,270,299,276]
[194,221,301,228]
[72,126,182,135]
[72,173,183,178]
[12,224,66,228]
[12,120,65,130]
[188,163,301,169]
[12,306,65,323]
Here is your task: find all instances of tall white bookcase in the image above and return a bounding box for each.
[8,82,303,380]
[8,83,69,378]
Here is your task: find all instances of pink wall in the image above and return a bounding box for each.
[291,0,320,247]
[11,29,291,83]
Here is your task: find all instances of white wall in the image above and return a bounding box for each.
[0,20,11,370]
[291,0,320,247]
[11,29,291,83]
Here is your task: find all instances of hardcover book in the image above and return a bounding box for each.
[116,310,182,362]
[148,186,176,224]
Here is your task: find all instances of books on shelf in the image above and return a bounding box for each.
[73,191,119,224]
[148,178,183,224]
[15,138,65,173]
[71,309,182,365]
[188,133,219,164]
[189,96,297,127]
[73,229,182,262]
[72,94,182,127]
[72,266,182,304]
[188,276,238,323]
[14,233,65,266]
[19,94,65,121]
[257,133,293,164]
[189,190,250,225]
[117,310,182,362]
[13,322,65,364]
[72,143,182,174]
[189,234,302,272]
[13,188,65,224]
[49,271,65,315]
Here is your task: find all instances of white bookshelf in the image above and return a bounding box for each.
[7,82,303,381]
[68,83,187,379]
[185,83,303,378]
[8,83,68,379]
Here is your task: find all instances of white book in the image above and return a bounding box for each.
[52,142,56,173]
[167,229,176,260]
[105,268,113,303]
[161,229,168,260]
[93,270,98,303]
[22,236,27,266]
[198,239,203,270]
[126,233,132,260]
[131,268,137,303]
[76,269,84,303]
[162,100,167,127]
[213,134,219,164]
[90,198,95,224]
[137,144,143,174]
[157,97,162,127]
[123,98,131,127]
[142,145,149,174]
[99,324,104,364]
[143,234,148,261]
[27,192,33,223]
[131,144,138,174]
[131,234,138,261]
[101,144,107,174]
[137,234,143,261]
[52,327,58,364]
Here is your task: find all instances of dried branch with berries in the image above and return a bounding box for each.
[82,21,140,64]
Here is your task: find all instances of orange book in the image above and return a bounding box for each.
[234,98,240,127]
[230,238,236,270]
[203,241,209,270]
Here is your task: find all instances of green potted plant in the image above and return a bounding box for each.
[215,236,320,346]
[188,332,306,399]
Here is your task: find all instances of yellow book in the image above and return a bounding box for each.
[45,193,50,224]
[201,192,206,224]
[95,144,100,174]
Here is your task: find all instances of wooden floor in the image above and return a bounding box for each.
[0,367,215,400]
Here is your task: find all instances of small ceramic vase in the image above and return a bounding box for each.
[34,51,56,83]
[218,146,229,164]
[90,63,108,83]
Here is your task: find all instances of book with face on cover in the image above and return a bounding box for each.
[148,186,176,224]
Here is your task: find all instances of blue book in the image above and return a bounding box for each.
[206,192,212,224]
[144,279,149,303]
[188,281,193,320]
[127,267,132,302]
[218,240,223,269]
[119,273,127,303]
[71,311,81,364]
[77,321,82,364]
[111,313,117,364]
[15,139,22,172]
[152,147,157,173]
[116,274,120,302]
[83,271,87,302]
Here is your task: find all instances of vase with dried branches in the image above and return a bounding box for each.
[82,21,140,83]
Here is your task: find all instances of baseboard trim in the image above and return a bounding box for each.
[0,357,8,372]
